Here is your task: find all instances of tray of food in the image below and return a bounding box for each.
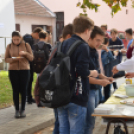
[120,99,134,106]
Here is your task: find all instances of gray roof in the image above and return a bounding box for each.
[14,0,56,18]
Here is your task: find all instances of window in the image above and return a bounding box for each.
[55,12,64,41]
[15,24,20,32]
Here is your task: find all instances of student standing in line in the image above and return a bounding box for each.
[5,31,33,118]
[23,27,42,104]
[109,29,125,90]
[99,24,111,103]
[33,31,51,77]
[57,16,99,134]
[53,23,98,134]
[53,24,74,134]
[101,38,115,101]
[84,26,113,134]
[101,24,111,39]
[125,28,133,50]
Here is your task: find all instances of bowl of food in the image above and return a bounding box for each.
[125,84,134,96]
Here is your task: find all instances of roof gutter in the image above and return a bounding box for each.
[34,0,56,18]
[15,12,56,18]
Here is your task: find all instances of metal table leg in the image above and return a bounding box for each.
[105,119,129,134]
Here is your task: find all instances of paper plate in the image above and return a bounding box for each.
[12,57,24,59]
[120,99,134,105]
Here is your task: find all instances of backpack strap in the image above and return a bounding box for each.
[66,40,82,56]
[57,42,63,53]
[25,42,27,51]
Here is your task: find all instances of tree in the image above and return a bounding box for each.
[77,0,134,16]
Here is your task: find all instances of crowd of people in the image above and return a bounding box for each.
[4,15,134,134]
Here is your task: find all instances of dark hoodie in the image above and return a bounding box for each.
[36,41,51,61]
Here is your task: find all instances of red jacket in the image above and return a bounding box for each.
[105,33,111,39]
[127,46,134,59]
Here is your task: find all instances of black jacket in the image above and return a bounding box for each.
[62,34,90,107]
[89,47,101,90]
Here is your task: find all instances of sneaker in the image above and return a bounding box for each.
[20,110,26,118]
[15,111,20,118]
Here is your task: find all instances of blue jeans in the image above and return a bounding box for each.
[99,86,104,103]
[84,89,99,134]
[57,103,87,134]
[53,109,59,134]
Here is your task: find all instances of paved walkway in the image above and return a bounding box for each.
[0,104,54,134]
[38,117,134,134]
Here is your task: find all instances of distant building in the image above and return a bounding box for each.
[14,0,56,44]
[40,0,134,39]
[0,0,56,70]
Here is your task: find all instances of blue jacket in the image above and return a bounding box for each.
[101,50,114,67]
[101,50,114,77]
[62,34,90,107]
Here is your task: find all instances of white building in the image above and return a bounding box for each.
[0,0,56,70]
[0,0,15,69]
[14,0,56,44]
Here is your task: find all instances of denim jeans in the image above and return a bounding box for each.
[53,109,59,134]
[57,103,87,134]
[99,86,104,103]
[84,89,99,134]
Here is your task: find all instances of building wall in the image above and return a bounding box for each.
[0,0,15,70]
[40,0,134,31]
[15,15,56,44]
[0,0,15,37]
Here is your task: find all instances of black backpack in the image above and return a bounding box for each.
[23,34,34,50]
[38,40,82,108]
[33,43,49,73]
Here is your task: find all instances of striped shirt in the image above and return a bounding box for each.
[109,37,124,50]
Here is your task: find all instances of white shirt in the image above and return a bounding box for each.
[117,56,134,72]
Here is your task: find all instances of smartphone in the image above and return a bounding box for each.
[98,44,103,49]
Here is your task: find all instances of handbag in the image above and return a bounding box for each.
[104,58,125,78]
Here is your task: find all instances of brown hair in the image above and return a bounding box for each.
[90,26,105,39]
[73,16,94,34]
[33,27,43,33]
[12,31,21,38]
[125,28,133,35]
[110,28,118,34]
[101,24,107,30]
[62,24,74,39]
[39,31,47,39]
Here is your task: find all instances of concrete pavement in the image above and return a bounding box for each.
[0,104,54,134]
[0,77,126,134]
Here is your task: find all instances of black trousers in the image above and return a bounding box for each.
[104,84,111,102]
[9,70,30,111]
[27,63,34,101]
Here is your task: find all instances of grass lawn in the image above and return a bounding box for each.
[0,71,37,109]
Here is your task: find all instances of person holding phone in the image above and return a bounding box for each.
[109,29,125,90]
[5,31,33,118]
